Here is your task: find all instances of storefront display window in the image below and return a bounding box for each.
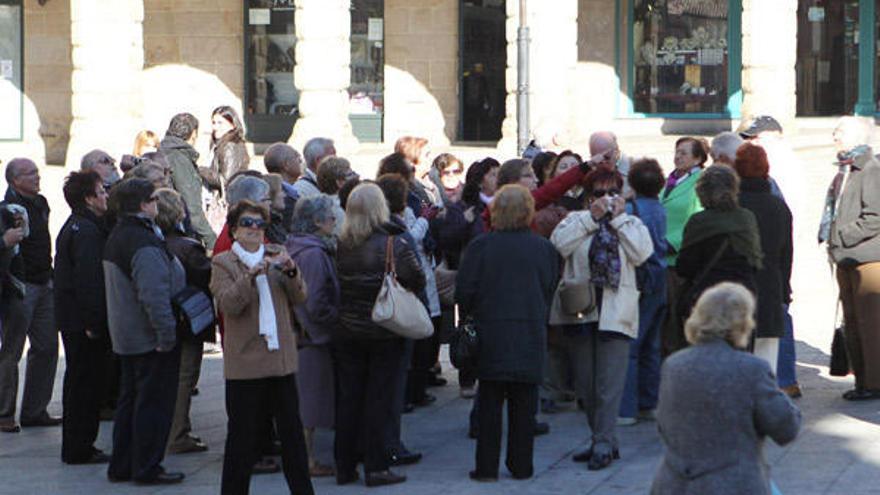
[460,0,505,141]
[0,0,23,141]
[350,0,384,142]
[244,0,297,143]
[632,0,730,114]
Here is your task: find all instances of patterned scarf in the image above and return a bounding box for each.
[589,218,621,289]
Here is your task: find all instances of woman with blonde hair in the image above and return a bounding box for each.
[333,183,425,487]
[394,136,442,208]
[133,130,160,157]
[652,282,801,495]
[457,185,559,481]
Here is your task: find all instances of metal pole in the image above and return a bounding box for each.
[516,0,530,156]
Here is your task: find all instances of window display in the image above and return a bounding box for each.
[797,1,859,116]
[0,0,22,140]
[245,0,297,142]
[350,0,384,142]
[633,0,730,114]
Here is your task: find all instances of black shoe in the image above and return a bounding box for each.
[427,376,448,387]
[65,450,111,465]
[842,388,880,401]
[263,440,283,456]
[337,470,359,485]
[168,437,208,454]
[190,387,199,396]
[135,471,185,485]
[541,398,560,414]
[388,449,422,466]
[107,473,130,483]
[588,451,616,471]
[468,425,479,439]
[20,413,62,427]
[252,457,280,475]
[413,394,437,407]
[402,402,415,414]
[365,469,406,487]
[534,421,550,436]
[573,447,619,463]
[469,470,498,482]
[98,408,115,422]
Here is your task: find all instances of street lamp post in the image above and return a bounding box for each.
[517,0,530,156]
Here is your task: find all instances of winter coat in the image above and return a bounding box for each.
[161,135,217,250]
[54,208,109,335]
[103,215,186,355]
[652,340,800,495]
[404,207,440,317]
[4,188,52,284]
[828,148,880,265]
[165,229,216,343]
[548,211,654,338]
[210,136,249,190]
[292,168,321,198]
[456,229,559,384]
[286,234,340,346]
[336,222,426,340]
[660,170,703,266]
[738,178,793,339]
[429,201,484,270]
[210,244,307,380]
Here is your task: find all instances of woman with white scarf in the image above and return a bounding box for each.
[210,199,313,495]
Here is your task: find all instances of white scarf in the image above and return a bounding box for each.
[480,192,494,205]
[231,242,279,351]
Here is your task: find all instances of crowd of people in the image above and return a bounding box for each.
[4,107,878,494]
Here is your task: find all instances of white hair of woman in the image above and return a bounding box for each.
[684,282,756,349]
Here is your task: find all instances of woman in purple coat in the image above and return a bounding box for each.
[284,195,340,478]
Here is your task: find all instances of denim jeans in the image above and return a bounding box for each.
[619,288,666,418]
[776,304,797,388]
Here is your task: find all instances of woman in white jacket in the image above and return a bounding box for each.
[549,168,653,471]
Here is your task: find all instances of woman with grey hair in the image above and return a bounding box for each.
[675,165,762,322]
[213,174,271,254]
[652,282,800,495]
[284,195,339,477]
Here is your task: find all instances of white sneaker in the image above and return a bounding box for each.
[616,416,637,427]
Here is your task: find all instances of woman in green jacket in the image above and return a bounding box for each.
[659,137,706,356]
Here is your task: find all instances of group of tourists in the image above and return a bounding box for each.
[3,107,878,494]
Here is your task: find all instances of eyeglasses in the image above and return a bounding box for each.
[238,217,268,229]
[592,188,620,198]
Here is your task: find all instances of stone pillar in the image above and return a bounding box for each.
[66,0,144,168]
[498,0,579,155]
[290,0,358,154]
[741,0,797,130]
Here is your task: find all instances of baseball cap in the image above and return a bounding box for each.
[740,115,783,138]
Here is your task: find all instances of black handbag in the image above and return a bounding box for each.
[172,286,216,337]
[830,326,849,377]
[449,317,479,370]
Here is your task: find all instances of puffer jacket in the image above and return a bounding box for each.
[548,211,654,338]
[336,222,426,340]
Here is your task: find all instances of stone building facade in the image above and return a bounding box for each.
[0,0,873,168]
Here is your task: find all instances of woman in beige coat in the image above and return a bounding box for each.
[549,168,653,471]
[210,199,313,495]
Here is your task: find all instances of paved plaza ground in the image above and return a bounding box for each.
[3,132,880,494]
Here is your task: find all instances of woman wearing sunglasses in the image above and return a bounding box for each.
[210,200,314,495]
[548,168,653,471]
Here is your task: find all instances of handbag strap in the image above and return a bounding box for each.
[689,237,730,291]
[385,236,397,276]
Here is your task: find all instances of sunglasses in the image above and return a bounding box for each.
[592,188,620,199]
[238,217,268,229]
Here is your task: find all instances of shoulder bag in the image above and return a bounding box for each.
[372,237,434,339]
[449,316,479,370]
[172,286,216,336]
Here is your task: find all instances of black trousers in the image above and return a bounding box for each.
[108,348,180,482]
[475,380,537,478]
[222,374,313,495]
[334,337,405,474]
[61,330,110,463]
[407,317,442,404]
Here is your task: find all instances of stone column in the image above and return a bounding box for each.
[66,0,144,168]
[741,0,797,129]
[290,0,358,154]
[498,0,579,155]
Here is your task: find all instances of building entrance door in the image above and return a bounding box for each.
[459,0,506,142]
[796,1,860,116]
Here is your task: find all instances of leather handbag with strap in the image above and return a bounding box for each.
[172,286,216,337]
[434,260,456,308]
[371,236,434,339]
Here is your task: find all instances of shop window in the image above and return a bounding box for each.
[0,0,23,141]
[350,0,384,143]
[632,0,731,114]
[796,1,859,116]
[244,0,297,143]
[460,0,506,141]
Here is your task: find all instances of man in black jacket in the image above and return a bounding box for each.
[55,170,112,464]
[0,158,60,432]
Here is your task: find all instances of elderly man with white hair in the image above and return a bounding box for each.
[294,138,336,198]
[709,132,743,166]
[589,131,634,196]
[823,116,880,401]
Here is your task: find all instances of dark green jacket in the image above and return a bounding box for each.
[161,136,217,250]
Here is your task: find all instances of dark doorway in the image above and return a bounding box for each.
[459,0,506,142]
[796,1,860,116]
